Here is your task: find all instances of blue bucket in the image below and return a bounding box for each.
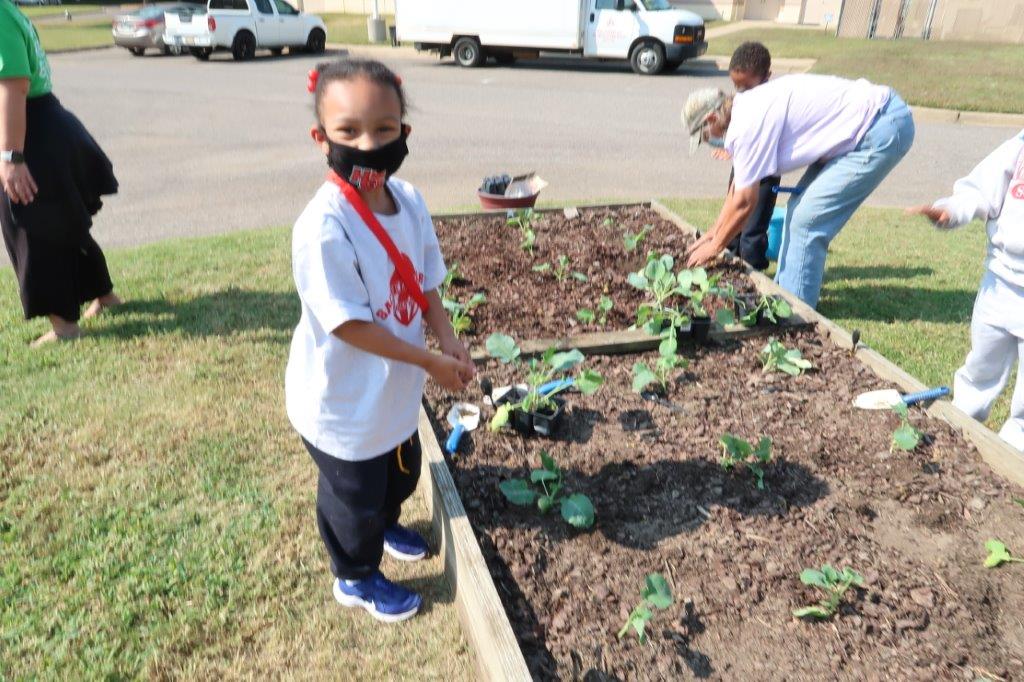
[766,206,786,261]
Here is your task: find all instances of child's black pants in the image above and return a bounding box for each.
[302,432,422,580]
[727,172,780,271]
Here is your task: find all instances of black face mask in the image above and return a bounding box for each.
[324,129,409,192]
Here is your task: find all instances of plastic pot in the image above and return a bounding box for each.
[495,387,566,437]
[733,294,764,327]
[689,315,712,343]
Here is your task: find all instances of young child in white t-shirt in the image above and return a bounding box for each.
[910,129,1024,453]
[285,59,475,622]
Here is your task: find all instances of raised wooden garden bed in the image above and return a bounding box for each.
[414,202,1024,681]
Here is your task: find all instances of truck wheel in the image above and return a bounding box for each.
[305,28,326,54]
[630,41,665,75]
[189,47,211,61]
[453,37,483,68]
[232,31,257,61]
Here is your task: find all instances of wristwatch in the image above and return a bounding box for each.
[1,151,26,164]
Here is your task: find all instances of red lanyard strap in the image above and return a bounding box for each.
[327,170,429,315]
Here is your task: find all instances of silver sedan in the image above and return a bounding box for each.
[112,3,203,56]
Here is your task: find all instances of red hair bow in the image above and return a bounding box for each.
[306,69,319,94]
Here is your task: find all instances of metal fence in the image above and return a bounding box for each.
[836,0,942,39]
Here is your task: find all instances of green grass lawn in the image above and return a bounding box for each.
[662,197,1012,426]
[708,28,1024,114]
[319,12,394,46]
[35,17,113,51]
[19,2,115,18]
[0,229,471,679]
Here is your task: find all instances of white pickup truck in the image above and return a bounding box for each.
[163,0,326,61]
[396,0,706,75]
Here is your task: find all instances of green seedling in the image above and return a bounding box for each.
[442,292,486,337]
[535,254,587,283]
[617,573,673,644]
[628,252,691,336]
[623,225,652,253]
[486,333,604,431]
[602,217,616,227]
[760,339,813,376]
[677,266,734,325]
[507,209,537,253]
[439,262,463,300]
[577,296,613,326]
[719,434,773,489]
[1015,498,1024,509]
[738,295,794,327]
[632,334,688,394]
[890,402,923,452]
[792,565,865,619]
[498,450,595,529]
[983,539,1024,568]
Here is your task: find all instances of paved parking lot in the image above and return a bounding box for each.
[32,46,1021,256]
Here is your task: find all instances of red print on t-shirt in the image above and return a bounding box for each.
[1012,183,1024,201]
[375,253,424,326]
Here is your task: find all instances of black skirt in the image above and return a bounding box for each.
[1,93,119,322]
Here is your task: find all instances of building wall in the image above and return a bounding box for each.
[838,0,1024,42]
[672,0,745,21]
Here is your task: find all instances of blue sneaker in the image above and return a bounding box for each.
[383,524,428,562]
[333,571,422,623]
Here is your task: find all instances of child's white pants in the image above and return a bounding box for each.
[953,270,1024,451]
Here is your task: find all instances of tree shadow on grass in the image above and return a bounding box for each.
[819,284,976,325]
[90,290,299,343]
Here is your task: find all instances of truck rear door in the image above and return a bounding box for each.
[584,0,639,58]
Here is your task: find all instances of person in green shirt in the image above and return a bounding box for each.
[0,0,122,347]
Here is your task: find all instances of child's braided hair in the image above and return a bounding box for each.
[307,58,407,123]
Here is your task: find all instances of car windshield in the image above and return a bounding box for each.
[640,0,672,9]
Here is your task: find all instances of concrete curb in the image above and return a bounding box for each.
[47,44,116,55]
[913,106,1024,128]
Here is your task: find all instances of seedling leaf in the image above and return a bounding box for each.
[576,369,604,395]
[792,606,831,619]
[532,263,550,273]
[489,404,512,431]
[577,308,596,323]
[540,450,558,473]
[560,494,595,529]
[715,308,735,326]
[892,424,922,451]
[632,362,658,393]
[627,272,648,290]
[799,569,828,589]
[499,479,538,506]
[642,573,673,609]
[537,495,554,513]
[530,469,559,484]
[550,349,585,373]
[572,272,589,282]
[983,539,1024,568]
[486,333,520,363]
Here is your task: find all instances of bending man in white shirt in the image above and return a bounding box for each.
[683,74,915,308]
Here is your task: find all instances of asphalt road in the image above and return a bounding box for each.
[25,46,1022,257]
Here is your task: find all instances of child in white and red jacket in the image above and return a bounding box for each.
[911,129,1024,452]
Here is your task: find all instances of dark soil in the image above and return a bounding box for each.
[425,329,1024,681]
[433,206,757,346]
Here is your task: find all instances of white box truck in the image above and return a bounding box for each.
[395,0,707,75]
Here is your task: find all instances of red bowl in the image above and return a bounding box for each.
[477,190,541,210]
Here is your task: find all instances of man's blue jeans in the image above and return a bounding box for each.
[775,93,915,308]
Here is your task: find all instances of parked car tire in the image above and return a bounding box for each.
[305,28,326,54]
[664,59,685,72]
[629,40,665,75]
[232,30,257,61]
[453,36,483,68]
[129,47,146,57]
[189,46,211,61]
[270,47,283,56]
